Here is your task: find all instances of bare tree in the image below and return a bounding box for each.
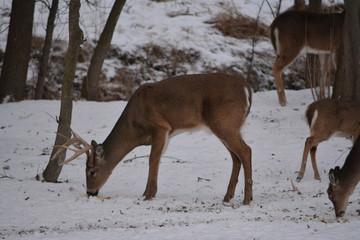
[333,0,360,102]
[309,0,322,10]
[82,0,127,101]
[42,0,83,182]
[294,0,306,10]
[35,0,59,99]
[0,0,35,102]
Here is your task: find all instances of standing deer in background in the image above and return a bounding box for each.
[328,136,360,218]
[52,73,254,205]
[297,99,360,182]
[270,10,344,106]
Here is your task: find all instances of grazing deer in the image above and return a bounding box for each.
[297,99,360,182]
[328,136,360,218]
[52,73,253,205]
[270,10,344,106]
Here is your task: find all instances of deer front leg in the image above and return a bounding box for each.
[143,130,168,200]
[224,150,241,202]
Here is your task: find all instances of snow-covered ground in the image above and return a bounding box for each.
[1,89,359,240]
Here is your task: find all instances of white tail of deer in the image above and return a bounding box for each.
[328,136,360,218]
[52,73,253,205]
[297,99,360,182]
[270,10,344,106]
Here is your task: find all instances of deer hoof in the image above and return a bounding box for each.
[223,194,233,202]
[315,175,321,181]
[144,195,155,201]
[243,199,251,205]
[296,173,303,182]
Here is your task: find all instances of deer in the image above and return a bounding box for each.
[296,99,360,182]
[270,10,344,106]
[51,73,254,205]
[327,136,360,218]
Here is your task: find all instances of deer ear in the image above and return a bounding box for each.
[91,140,104,158]
[94,144,105,163]
[95,144,105,159]
[329,168,340,186]
[91,140,98,149]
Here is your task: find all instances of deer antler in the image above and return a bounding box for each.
[51,128,93,166]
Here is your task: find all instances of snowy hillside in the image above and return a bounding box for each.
[0,89,359,239]
[0,0,308,100]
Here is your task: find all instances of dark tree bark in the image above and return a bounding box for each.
[0,0,35,102]
[35,0,59,99]
[81,0,126,101]
[294,0,306,10]
[309,0,322,11]
[333,0,360,102]
[42,0,83,182]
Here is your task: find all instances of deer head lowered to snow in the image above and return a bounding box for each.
[52,73,253,205]
[327,136,360,218]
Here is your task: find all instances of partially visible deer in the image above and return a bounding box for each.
[270,10,344,106]
[297,99,360,182]
[328,136,360,218]
[52,73,253,205]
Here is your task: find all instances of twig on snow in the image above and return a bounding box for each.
[123,155,185,163]
[290,178,302,194]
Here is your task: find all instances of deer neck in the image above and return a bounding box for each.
[339,144,360,188]
[101,113,142,167]
[339,166,360,189]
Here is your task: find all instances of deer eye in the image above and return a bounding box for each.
[89,170,97,178]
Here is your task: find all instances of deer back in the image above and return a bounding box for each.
[122,73,252,135]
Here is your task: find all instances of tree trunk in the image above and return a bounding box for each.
[294,0,306,10]
[42,0,83,182]
[309,0,322,11]
[82,0,126,101]
[35,0,59,99]
[0,0,35,102]
[333,0,360,102]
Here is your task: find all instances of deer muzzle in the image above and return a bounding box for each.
[336,210,345,218]
[87,190,99,197]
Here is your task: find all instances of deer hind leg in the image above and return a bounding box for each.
[220,134,252,205]
[272,52,302,106]
[223,150,241,202]
[310,144,321,181]
[143,129,169,200]
[297,136,313,182]
[297,136,322,182]
[272,56,287,106]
